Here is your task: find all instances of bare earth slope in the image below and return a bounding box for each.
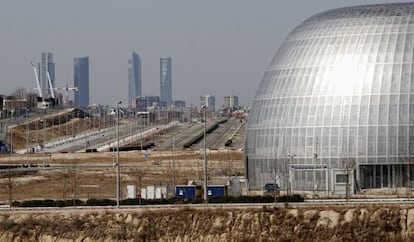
[0,205,413,241]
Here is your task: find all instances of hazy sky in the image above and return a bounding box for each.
[1,0,411,107]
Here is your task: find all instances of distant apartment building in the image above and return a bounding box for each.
[200,94,215,111]
[135,96,148,112]
[174,100,186,108]
[39,52,55,97]
[224,95,239,108]
[134,96,161,111]
[160,57,172,107]
[147,96,161,108]
[128,52,142,107]
[74,56,89,107]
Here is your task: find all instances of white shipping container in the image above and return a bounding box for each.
[146,186,156,199]
[155,186,167,199]
[127,185,136,199]
[140,188,147,199]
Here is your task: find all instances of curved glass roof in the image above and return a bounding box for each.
[246,2,414,188]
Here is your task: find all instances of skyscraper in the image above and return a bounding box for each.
[200,94,215,111]
[160,57,172,107]
[128,52,142,107]
[73,57,89,107]
[40,52,55,97]
[224,96,239,108]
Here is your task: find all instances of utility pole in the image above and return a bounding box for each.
[73,161,77,207]
[172,137,176,189]
[203,106,208,205]
[9,130,12,154]
[7,168,12,211]
[25,108,29,163]
[116,100,122,208]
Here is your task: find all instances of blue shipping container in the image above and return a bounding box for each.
[175,186,196,199]
[207,186,227,197]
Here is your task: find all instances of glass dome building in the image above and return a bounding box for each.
[245,2,414,192]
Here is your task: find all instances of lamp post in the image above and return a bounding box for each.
[116,100,122,207]
[9,130,12,155]
[202,106,208,204]
[9,110,13,154]
[25,108,29,163]
[172,137,176,189]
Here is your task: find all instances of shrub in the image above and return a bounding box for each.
[190,198,203,204]
[120,198,139,206]
[207,195,275,203]
[276,194,304,203]
[0,219,17,230]
[20,200,43,207]
[42,199,56,207]
[20,199,86,207]
[55,200,65,207]
[86,198,116,206]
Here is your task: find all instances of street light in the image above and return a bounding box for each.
[116,100,122,207]
[172,137,176,189]
[202,106,208,204]
[9,130,12,155]
[25,108,29,164]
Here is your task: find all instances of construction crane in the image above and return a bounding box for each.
[31,60,51,109]
[30,60,43,99]
[31,60,78,108]
[54,83,79,92]
[45,68,55,99]
[55,84,79,105]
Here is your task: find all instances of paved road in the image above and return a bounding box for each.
[3,198,414,211]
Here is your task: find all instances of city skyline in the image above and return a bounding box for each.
[1,0,412,107]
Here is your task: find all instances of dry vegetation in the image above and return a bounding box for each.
[0,205,413,241]
[0,151,244,203]
[8,109,108,151]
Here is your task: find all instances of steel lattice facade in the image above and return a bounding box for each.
[246,2,414,192]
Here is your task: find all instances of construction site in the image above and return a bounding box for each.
[0,107,246,203]
[3,108,414,241]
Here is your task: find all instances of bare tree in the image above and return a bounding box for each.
[9,86,27,100]
[343,157,356,203]
[270,159,281,203]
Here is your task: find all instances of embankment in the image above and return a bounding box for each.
[0,205,413,241]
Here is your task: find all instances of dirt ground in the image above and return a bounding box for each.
[1,110,245,203]
[0,150,244,203]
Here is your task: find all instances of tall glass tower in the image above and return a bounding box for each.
[128,52,142,107]
[160,57,172,107]
[73,57,89,107]
[40,52,55,97]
